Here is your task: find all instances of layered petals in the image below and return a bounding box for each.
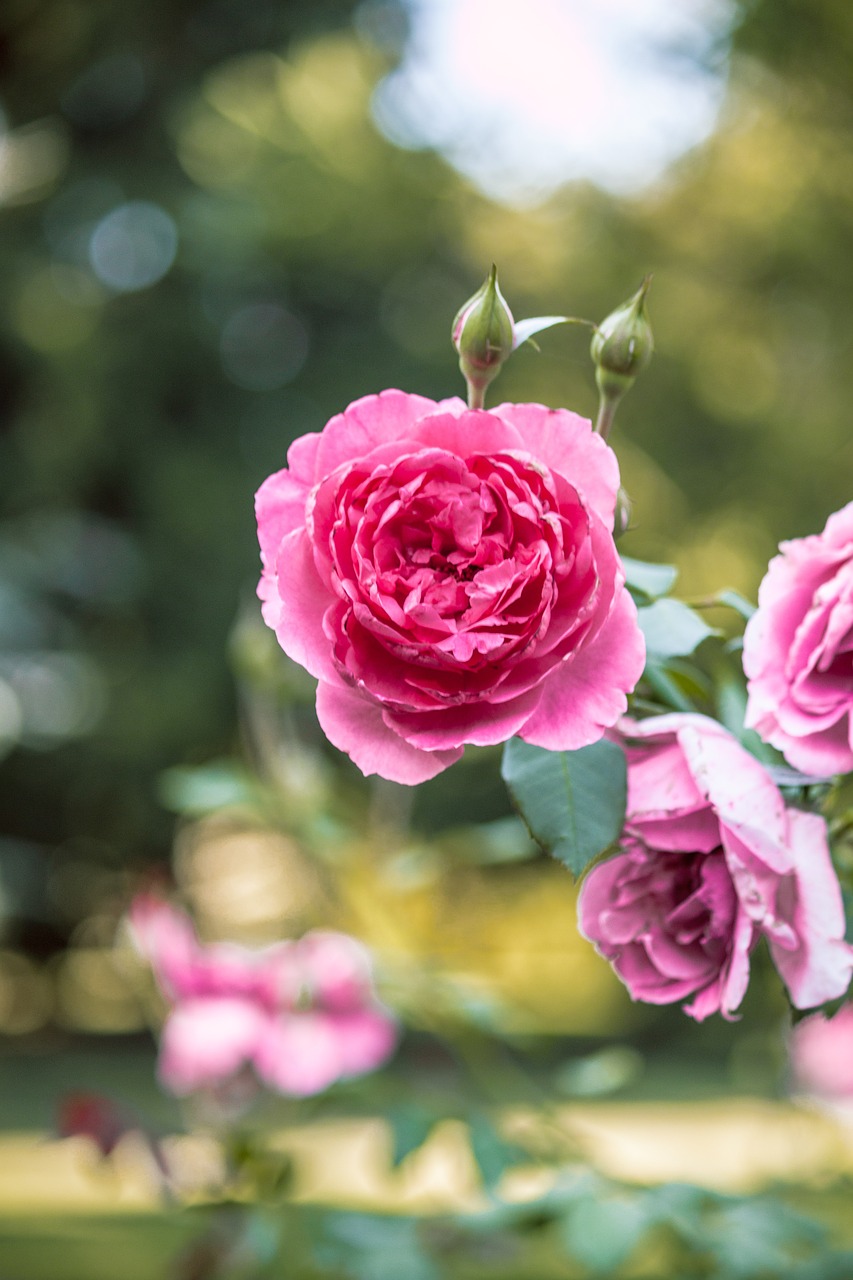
[256,392,644,780]
[744,501,853,774]
[578,715,853,1020]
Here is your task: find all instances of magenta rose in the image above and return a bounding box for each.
[743,501,853,775]
[255,390,645,783]
[578,714,852,1020]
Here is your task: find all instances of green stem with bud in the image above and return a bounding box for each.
[590,276,654,442]
[594,390,621,442]
[453,264,515,411]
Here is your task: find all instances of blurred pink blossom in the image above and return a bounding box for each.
[578,714,853,1020]
[789,1003,853,1105]
[129,896,397,1097]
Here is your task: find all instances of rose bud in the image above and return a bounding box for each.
[591,277,654,440]
[452,265,515,408]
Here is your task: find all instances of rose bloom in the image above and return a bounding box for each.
[744,501,853,775]
[255,391,645,784]
[129,896,397,1097]
[578,714,853,1020]
[789,1003,853,1120]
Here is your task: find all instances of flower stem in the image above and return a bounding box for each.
[594,393,621,441]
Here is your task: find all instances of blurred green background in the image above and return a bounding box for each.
[1,0,853,1157]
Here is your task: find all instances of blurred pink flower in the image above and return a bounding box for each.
[789,1003,853,1103]
[578,714,853,1020]
[255,390,644,784]
[744,501,853,775]
[129,896,397,1097]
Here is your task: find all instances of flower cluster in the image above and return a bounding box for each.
[251,272,853,1028]
[579,714,853,1019]
[255,391,644,784]
[130,896,397,1097]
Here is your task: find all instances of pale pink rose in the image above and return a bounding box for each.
[578,715,853,1020]
[255,391,645,784]
[129,897,397,1097]
[256,930,399,1097]
[744,501,853,775]
[789,1003,853,1103]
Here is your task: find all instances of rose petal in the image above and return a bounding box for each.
[269,529,343,684]
[315,681,463,783]
[255,467,311,567]
[520,589,644,751]
[326,1009,398,1076]
[315,390,439,479]
[768,809,853,1009]
[744,501,853,774]
[255,1012,346,1096]
[383,684,542,751]
[491,402,620,527]
[159,998,270,1095]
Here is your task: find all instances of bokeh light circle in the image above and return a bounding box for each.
[219,302,308,391]
[89,201,178,292]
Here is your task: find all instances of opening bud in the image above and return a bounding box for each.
[591,276,654,440]
[452,265,515,409]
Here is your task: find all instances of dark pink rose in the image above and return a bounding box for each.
[255,391,645,783]
[130,896,397,1097]
[578,715,852,1020]
[744,501,853,775]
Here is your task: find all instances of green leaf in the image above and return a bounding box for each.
[639,598,718,660]
[642,660,698,712]
[621,554,678,602]
[468,1114,526,1190]
[388,1106,436,1168]
[701,1198,825,1278]
[157,761,257,815]
[555,1046,643,1098]
[513,315,578,347]
[325,1216,440,1280]
[501,738,627,877]
[560,1192,648,1273]
[714,588,756,620]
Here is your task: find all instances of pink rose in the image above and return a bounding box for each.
[255,390,645,783]
[743,501,853,775]
[578,715,852,1020]
[129,896,397,1097]
[789,1003,853,1103]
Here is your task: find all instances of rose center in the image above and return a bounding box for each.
[328,449,591,670]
